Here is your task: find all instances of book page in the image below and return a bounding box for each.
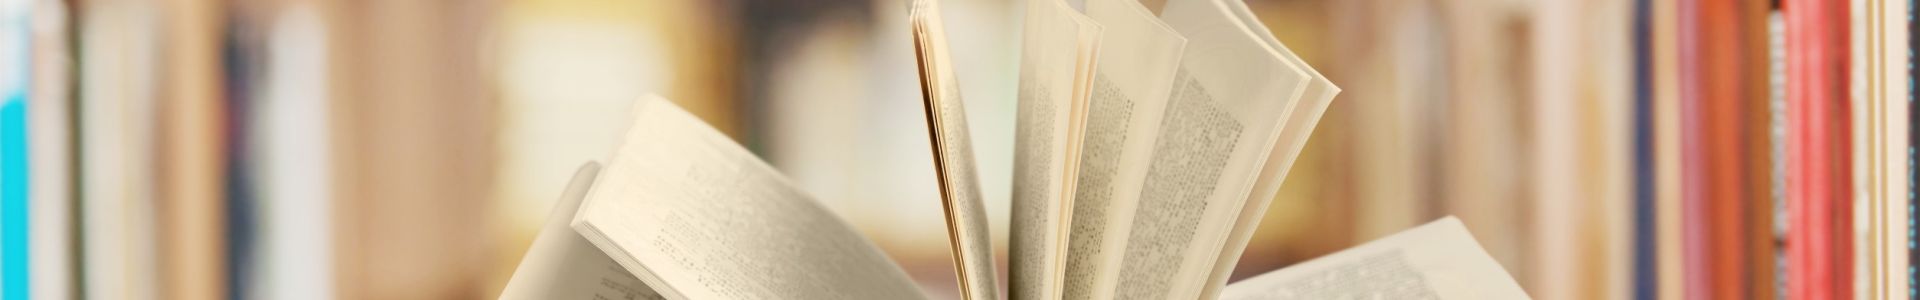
[1112,0,1311,298]
[910,0,999,299]
[499,162,662,300]
[1221,217,1530,300]
[572,96,924,300]
[1010,1,1101,299]
[1196,0,1342,298]
[1060,0,1186,299]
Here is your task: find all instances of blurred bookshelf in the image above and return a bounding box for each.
[0,0,1914,299]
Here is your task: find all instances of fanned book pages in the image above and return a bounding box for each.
[570,96,925,300]
[910,0,1000,299]
[1111,0,1309,298]
[1196,0,1340,298]
[493,2,1543,299]
[1008,1,1101,299]
[1061,0,1186,299]
[1220,217,1530,300]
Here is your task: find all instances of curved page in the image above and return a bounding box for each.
[1062,0,1186,299]
[571,96,924,300]
[1193,0,1343,298]
[1221,217,1529,300]
[1010,0,1102,299]
[499,162,662,300]
[911,0,1001,299]
[1112,0,1311,298]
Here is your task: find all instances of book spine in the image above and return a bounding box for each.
[1632,0,1659,298]
[0,84,24,300]
[220,19,259,300]
[156,0,228,298]
[1904,0,1920,296]
[0,4,32,299]
[1678,0,1710,296]
[25,0,72,298]
[1653,0,1689,297]
[1786,0,1856,297]
[1679,0,1772,297]
[1742,1,1778,297]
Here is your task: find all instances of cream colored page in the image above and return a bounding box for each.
[571,96,925,300]
[1221,217,1530,300]
[500,163,663,300]
[1112,0,1310,298]
[1195,0,1341,298]
[1010,0,1101,299]
[1061,0,1186,299]
[911,0,999,298]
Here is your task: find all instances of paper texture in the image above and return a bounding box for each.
[571,96,924,300]
[499,162,661,300]
[1061,0,1185,299]
[910,0,1000,298]
[1009,1,1100,299]
[1196,0,1342,298]
[1221,217,1530,300]
[1111,0,1310,298]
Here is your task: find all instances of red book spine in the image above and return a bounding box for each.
[1785,0,1853,298]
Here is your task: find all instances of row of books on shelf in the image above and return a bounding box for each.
[1626,0,1913,298]
[1290,0,1917,298]
[0,0,338,299]
[6,0,1920,299]
[1406,0,1920,298]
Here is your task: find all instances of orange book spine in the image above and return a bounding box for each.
[1678,0,1769,298]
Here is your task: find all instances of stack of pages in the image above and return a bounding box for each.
[496,0,1531,298]
[913,0,1523,299]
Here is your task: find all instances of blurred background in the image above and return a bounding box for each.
[1,0,1908,299]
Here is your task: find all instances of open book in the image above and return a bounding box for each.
[496,96,1525,299]
[918,0,1346,298]
[496,0,1530,298]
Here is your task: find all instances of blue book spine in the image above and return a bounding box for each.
[220,22,257,300]
[1630,0,1658,298]
[0,88,24,300]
